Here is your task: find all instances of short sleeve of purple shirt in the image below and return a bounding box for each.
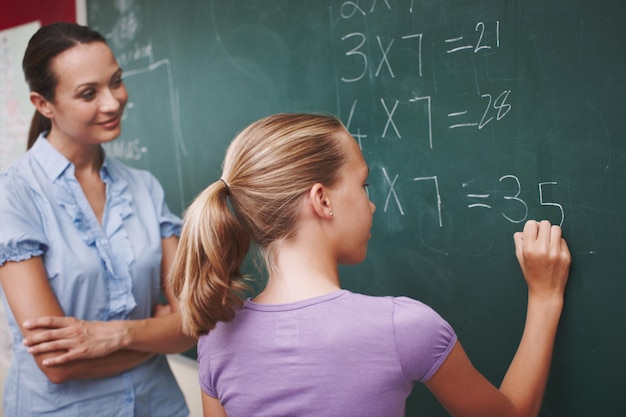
[392,296,458,382]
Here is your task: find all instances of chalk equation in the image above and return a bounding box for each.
[339,21,500,82]
[344,88,512,151]
[376,169,564,227]
[335,1,566,229]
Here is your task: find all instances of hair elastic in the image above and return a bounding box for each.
[219,178,230,191]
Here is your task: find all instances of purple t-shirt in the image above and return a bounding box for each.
[198,290,457,417]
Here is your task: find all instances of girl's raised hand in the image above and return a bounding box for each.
[513,220,571,300]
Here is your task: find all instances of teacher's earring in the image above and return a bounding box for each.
[329,211,334,217]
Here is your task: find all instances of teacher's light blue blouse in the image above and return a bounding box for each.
[0,135,189,417]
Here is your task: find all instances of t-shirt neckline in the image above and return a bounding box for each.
[244,289,348,312]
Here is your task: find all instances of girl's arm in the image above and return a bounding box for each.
[0,256,154,383]
[19,236,197,366]
[426,220,571,417]
[202,392,228,417]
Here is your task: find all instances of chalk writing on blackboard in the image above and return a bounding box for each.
[336,2,564,230]
[445,21,500,53]
[449,90,512,130]
[376,171,565,227]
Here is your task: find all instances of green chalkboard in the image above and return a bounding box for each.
[88,1,626,415]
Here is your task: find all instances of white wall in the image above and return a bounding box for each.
[167,355,203,417]
[75,0,87,25]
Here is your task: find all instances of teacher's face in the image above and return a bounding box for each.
[43,41,128,147]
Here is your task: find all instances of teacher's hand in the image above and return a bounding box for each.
[22,316,126,366]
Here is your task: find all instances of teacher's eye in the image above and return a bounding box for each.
[111,76,124,88]
[79,89,96,100]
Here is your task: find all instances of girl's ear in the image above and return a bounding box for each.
[29,92,54,119]
[308,183,333,220]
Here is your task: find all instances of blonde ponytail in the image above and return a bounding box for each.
[170,179,250,336]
